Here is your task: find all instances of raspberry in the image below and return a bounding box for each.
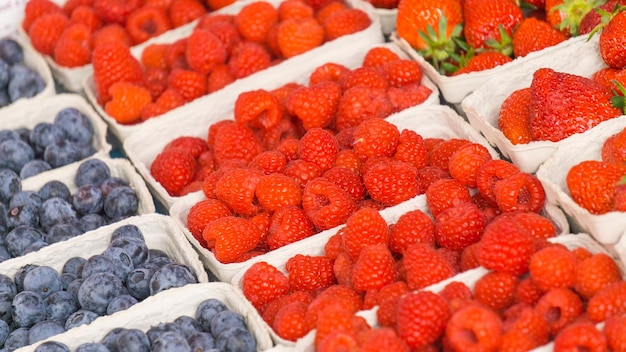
[389,83,432,112]
[286,254,336,292]
[93,0,142,24]
[352,118,399,161]
[22,0,63,32]
[235,1,278,43]
[28,12,69,56]
[341,66,389,91]
[91,23,132,49]
[322,8,371,41]
[285,81,342,130]
[277,17,324,58]
[476,217,534,276]
[140,88,185,120]
[142,67,169,100]
[185,198,232,246]
[474,271,518,313]
[228,42,272,79]
[255,174,301,212]
[185,28,227,75]
[510,211,556,240]
[392,129,428,170]
[308,62,349,85]
[587,281,626,323]
[206,0,235,10]
[202,216,261,263]
[333,251,355,287]
[276,139,301,162]
[164,136,209,158]
[248,151,286,175]
[529,245,577,291]
[233,89,282,130]
[382,59,423,88]
[105,82,152,124]
[211,121,263,164]
[53,23,91,68]
[301,177,357,230]
[389,209,435,254]
[514,278,544,306]
[428,139,470,172]
[324,231,344,260]
[396,291,451,349]
[92,41,143,104]
[448,143,492,189]
[278,0,314,20]
[435,202,486,252]
[259,119,300,152]
[168,0,207,27]
[262,290,313,327]
[503,305,549,346]
[305,285,362,330]
[298,128,338,171]
[314,305,360,349]
[425,178,472,217]
[335,86,394,131]
[273,302,309,341]
[377,295,401,328]
[242,261,289,312]
[403,243,455,291]
[207,64,235,93]
[499,330,541,352]
[322,167,365,203]
[69,5,102,32]
[317,331,358,352]
[333,150,361,175]
[494,172,546,213]
[475,159,520,205]
[266,206,312,249]
[535,287,584,335]
[168,68,207,102]
[604,315,626,352]
[362,46,400,69]
[125,6,172,45]
[415,166,451,195]
[445,304,503,352]
[341,207,389,259]
[438,281,473,303]
[215,168,262,217]
[165,38,189,70]
[200,20,241,57]
[363,281,408,309]
[63,0,93,15]
[284,159,322,186]
[554,322,607,351]
[360,328,410,352]
[364,160,419,206]
[351,244,396,292]
[574,253,621,300]
[150,148,198,196]
[459,243,480,272]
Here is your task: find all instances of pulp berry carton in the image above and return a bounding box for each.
[84,0,385,142]
[123,42,439,210]
[460,33,608,174]
[17,282,273,352]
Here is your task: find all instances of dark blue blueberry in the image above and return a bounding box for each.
[6,225,43,257]
[59,273,76,290]
[9,190,42,210]
[0,129,19,143]
[77,272,124,315]
[29,123,65,156]
[21,240,49,255]
[45,291,78,322]
[4,327,30,351]
[64,309,100,330]
[43,140,83,168]
[0,292,13,322]
[0,245,9,262]
[72,184,104,215]
[102,247,134,282]
[39,197,78,232]
[28,319,65,344]
[66,278,83,304]
[34,341,71,352]
[78,213,107,233]
[62,257,86,276]
[149,263,197,296]
[173,316,203,338]
[6,204,39,229]
[8,64,45,102]
[0,318,9,346]
[151,331,191,352]
[23,266,63,299]
[11,290,47,328]
[54,108,94,145]
[0,39,24,65]
[0,168,21,204]
[0,88,9,108]
[80,254,116,279]
[0,274,16,297]
[210,310,246,338]
[38,180,71,202]
[43,223,82,245]
[215,327,256,352]
[125,268,152,301]
[100,327,127,352]
[188,332,216,351]
[100,178,129,198]
[76,342,110,352]
[146,323,181,345]
[148,249,168,260]
[14,264,39,291]
[140,256,173,272]
[15,127,31,144]
[0,138,34,174]
[78,144,97,160]
[103,186,138,220]
[0,59,8,90]
[105,294,137,315]
[110,224,144,242]
[109,236,148,267]
[75,159,110,188]
[19,159,52,179]
[195,299,228,333]
[117,329,150,352]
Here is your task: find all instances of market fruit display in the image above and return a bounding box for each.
[0,37,46,108]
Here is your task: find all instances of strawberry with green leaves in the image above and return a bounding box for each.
[462,0,524,54]
[545,0,605,36]
[599,8,626,69]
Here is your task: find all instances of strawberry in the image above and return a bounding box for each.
[352,118,400,161]
[529,245,577,291]
[53,23,91,68]
[286,254,336,292]
[273,302,308,341]
[228,42,272,79]
[425,178,473,217]
[335,86,394,131]
[168,68,207,102]
[105,82,152,124]
[604,315,626,351]
[285,81,342,130]
[185,28,227,75]
[435,202,486,252]
[342,207,390,259]
[545,0,605,37]
[452,51,513,76]
[125,6,172,45]
[301,177,357,230]
[22,0,63,32]
[512,17,567,58]
[579,0,626,35]
[186,198,233,246]
[445,304,503,352]
[255,173,302,212]
[474,271,518,313]
[93,0,142,24]
[28,12,69,56]
[498,87,533,145]
[277,18,324,58]
[242,261,290,312]
[215,168,262,217]
[322,8,371,41]
[267,206,313,249]
[462,0,523,52]
[403,243,456,290]
[168,0,207,28]
[203,216,261,263]
[566,160,626,214]
[396,291,451,349]
[529,68,622,142]
[363,160,419,206]
[602,127,626,164]
[599,10,626,69]
[615,179,626,211]
[92,41,143,104]
[493,172,546,213]
[298,128,338,171]
[389,209,435,254]
[351,244,396,292]
[534,287,583,335]
[150,148,198,196]
[308,62,349,85]
[476,216,534,276]
[69,5,102,32]
[554,322,608,352]
[574,252,622,300]
[362,47,401,69]
[235,1,279,44]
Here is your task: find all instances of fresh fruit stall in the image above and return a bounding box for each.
[0,0,625,351]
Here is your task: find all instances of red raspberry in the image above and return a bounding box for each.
[574,253,621,300]
[360,328,410,352]
[248,151,287,175]
[389,209,435,254]
[185,198,232,246]
[475,159,520,205]
[425,178,472,217]
[403,244,455,291]
[514,278,544,306]
[283,160,322,186]
[334,150,361,175]
[168,0,206,27]
[438,281,473,303]
[91,23,132,49]
[305,285,362,330]
[69,5,102,32]
[333,251,355,287]
[62,0,93,15]
[416,166,451,195]
[322,167,365,203]
[341,66,389,91]
[286,81,342,131]
[301,177,357,230]
[352,118,399,161]
[286,254,336,292]
[476,217,534,276]
[535,287,584,335]
[22,0,63,32]
[262,290,313,327]
[509,211,557,240]
[396,291,451,349]
[205,0,235,11]
[273,302,309,341]
[428,139,471,172]
[393,129,428,170]
[351,244,396,292]
[298,128,338,171]
[445,304,503,352]
[267,206,313,249]
[164,38,189,70]
[314,305,360,349]
[92,41,143,104]
[93,0,141,24]
[335,86,394,131]
[322,8,371,41]
[105,82,152,124]
[377,295,401,328]
[435,202,486,252]
[529,245,577,291]
[140,88,186,121]
[503,305,549,346]
[308,62,349,85]
[278,0,314,20]
[499,330,540,352]
[277,17,324,58]
[324,231,344,260]
[317,331,358,352]
[255,173,302,212]
[185,28,227,75]
[207,64,235,93]
[459,243,480,272]
[28,12,69,56]
[215,168,262,217]
[494,172,546,213]
[362,46,401,69]
[474,271,518,313]
[126,6,172,45]
[164,136,209,158]
[604,315,626,352]
[386,83,432,112]
[554,322,608,352]
[235,1,278,43]
[363,281,407,309]
[587,281,626,323]
[228,42,272,79]
[142,67,169,100]
[364,160,418,206]
[242,261,289,312]
[201,20,241,57]
[382,59,423,88]
[211,122,263,164]
[53,23,91,68]
[150,148,197,196]
[448,143,492,189]
[202,216,261,263]
[342,207,389,259]
[168,68,207,102]
[234,89,283,130]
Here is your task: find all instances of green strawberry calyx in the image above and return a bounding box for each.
[417,14,464,75]
[552,0,606,36]
[610,79,626,114]
[586,3,626,39]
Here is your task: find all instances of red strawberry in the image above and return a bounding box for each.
[215,168,262,217]
[512,17,567,58]
[546,0,607,37]
[452,51,513,76]
[267,206,313,249]
[579,0,626,35]
[186,198,233,246]
[602,127,626,164]
[335,86,394,131]
[342,207,390,259]
[53,23,91,68]
[364,160,419,206]
[435,202,486,252]
[322,8,371,41]
[202,216,261,263]
[92,41,144,104]
[498,87,533,145]
[242,261,290,312]
[566,160,626,214]
[615,179,626,211]
[396,291,451,349]
[286,254,336,292]
[602,10,626,68]
[445,304,503,352]
[403,243,456,290]
[301,177,357,230]
[389,209,435,254]
[462,0,523,51]
[255,173,302,213]
[351,244,397,292]
[476,216,534,276]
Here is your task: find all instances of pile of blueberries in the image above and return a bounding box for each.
[0,38,46,109]
[0,158,141,261]
[36,297,256,352]
[0,223,200,351]
[1,105,96,179]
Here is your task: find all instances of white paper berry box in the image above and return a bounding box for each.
[460,33,609,174]
[123,42,439,210]
[83,0,386,143]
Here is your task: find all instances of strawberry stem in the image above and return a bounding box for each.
[552,0,606,36]
[417,14,463,75]
[610,80,626,113]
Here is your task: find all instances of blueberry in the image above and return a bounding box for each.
[8,64,45,102]
[0,39,24,65]
[44,291,78,322]
[0,245,9,262]
[43,223,82,244]
[109,237,148,267]
[78,214,107,233]
[14,264,39,291]
[14,127,31,144]
[100,178,129,198]
[78,144,96,159]
[215,327,256,352]
[43,140,83,168]
[0,88,9,108]
[75,159,110,188]
[34,341,71,352]
[140,256,173,272]
[72,184,104,216]
[66,279,83,304]
[0,59,8,90]
[39,197,78,232]
[152,331,191,352]
[103,186,138,220]
[0,168,21,204]
[23,266,63,299]
[103,246,134,282]
[105,294,137,315]
[4,327,30,351]
[146,323,181,345]
[6,204,39,229]
[76,342,110,352]
[0,274,16,297]
[173,316,203,338]
[195,299,228,333]
[148,249,168,260]
[125,268,152,301]
[0,318,9,346]
[110,224,144,242]
[19,160,52,179]
[117,329,150,352]
[28,319,65,344]
[0,138,34,174]
[11,291,47,328]
[6,225,43,257]
[0,292,13,322]
[62,257,87,277]
[0,129,19,143]
[77,273,124,315]
[188,332,216,351]
[38,181,71,202]
[9,190,42,210]
[65,309,100,331]
[149,264,197,296]
[29,123,66,156]
[53,108,94,145]
[22,240,49,254]
[101,327,127,352]
[210,310,246,338]
[80,255,116,279]
[60,273,76,290]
